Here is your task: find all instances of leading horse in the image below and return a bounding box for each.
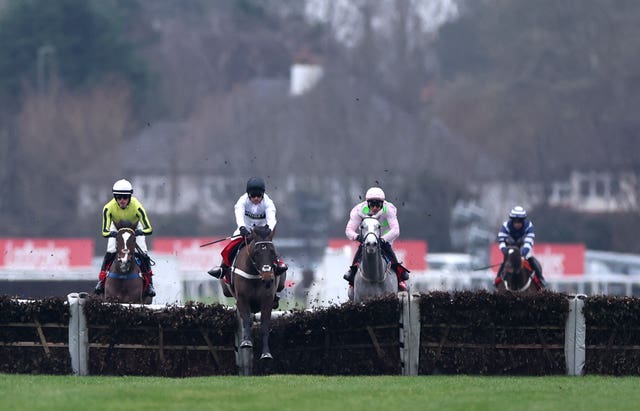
[104,221,152,304]
[351,217,397,303]
[495,245,542,295]
[220,225,285,360]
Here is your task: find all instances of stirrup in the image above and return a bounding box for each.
[343,271,355,282]
[145,283,156,297]
[94,281,105,295]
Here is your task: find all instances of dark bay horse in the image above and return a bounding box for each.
[495,245,541,295]
[351,217,396,303]
[220,225,285,360]
[104,222,152,304]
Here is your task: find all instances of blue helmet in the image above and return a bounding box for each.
[509,206,527,219]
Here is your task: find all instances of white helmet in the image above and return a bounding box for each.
[365,187,385,201]
[509,205,527,219]
[112,179,133,196]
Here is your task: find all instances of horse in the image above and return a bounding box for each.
[350,217,397,303]
[219,225,285,360]
[104,222,152,304]
[495,245,541,295]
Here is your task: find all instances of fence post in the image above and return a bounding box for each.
[235,311,252,376]
[68,292,89,376]
[399,292,420,375]
[565,294,586,376]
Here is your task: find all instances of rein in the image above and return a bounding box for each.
[107,272,141,280]
[236,239,275,280]
[504,274,534,292]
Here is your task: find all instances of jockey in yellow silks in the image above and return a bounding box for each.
[94,179,155,297]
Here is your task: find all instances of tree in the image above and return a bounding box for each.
[0,0,148,103]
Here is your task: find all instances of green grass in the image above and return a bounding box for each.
[1,374,639,411]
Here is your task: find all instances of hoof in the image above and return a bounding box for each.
[240,339,253,348]
[260,353,273,360]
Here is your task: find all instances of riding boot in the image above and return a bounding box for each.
[208,263,230,281]
[94,252,116,294]
[494,262,505,287]
[390,263,409,291]
[95,271,107,295]
[143,270,156,297]
[391,262,410,281]
[273,294,280,310]
[527,257,547,288]
[275,257,288,275]
[137,253,156,297]
[343,264,358,284]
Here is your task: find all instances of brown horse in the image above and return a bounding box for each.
[220,225,285,360]
[495,245,542,295]
[104,222,152,304]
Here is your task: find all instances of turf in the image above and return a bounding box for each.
[1,374,638,411]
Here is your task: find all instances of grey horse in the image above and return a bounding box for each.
[351,217,397,303]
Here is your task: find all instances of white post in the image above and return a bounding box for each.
[399,292,420,375]
[67,292,89,376]
[565,294,586,376]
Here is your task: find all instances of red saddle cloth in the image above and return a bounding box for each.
[221,237,244,266]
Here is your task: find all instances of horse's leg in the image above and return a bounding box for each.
[259,299,273,360]
[236,301,253,348]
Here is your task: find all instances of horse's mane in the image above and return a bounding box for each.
[115,220,137,230]
[252,225,271,240]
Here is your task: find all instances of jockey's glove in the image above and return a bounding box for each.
[135,229,144,236]
[239,226,250,237]
[109,231,117,238]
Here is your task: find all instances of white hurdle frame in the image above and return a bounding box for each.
[67,293,586,376]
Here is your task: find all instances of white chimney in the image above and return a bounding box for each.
[289,63,324,96]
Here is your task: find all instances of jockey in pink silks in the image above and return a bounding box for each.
[343,187,410,291]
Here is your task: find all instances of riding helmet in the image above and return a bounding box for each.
[246,177,266,194]
[509,206,527,219]
[112,179,133,196]
[365,187,385,201]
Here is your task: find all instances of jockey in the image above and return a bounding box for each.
[494,205,547,289]
[207,177,288,303]
[94,179,155,296]
[343,187,410,291]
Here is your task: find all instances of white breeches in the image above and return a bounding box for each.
[106,221,148,253]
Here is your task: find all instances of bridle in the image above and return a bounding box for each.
[233,239,276,281]
[114,227,136,275]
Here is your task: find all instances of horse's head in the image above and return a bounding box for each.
[501,245,535,292]
[359,217,381,253]
[503,245,522,274]
[248,225,277,287]
[115,227,136,273]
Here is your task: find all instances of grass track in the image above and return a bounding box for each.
[1,374,639,411]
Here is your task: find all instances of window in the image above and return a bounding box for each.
[580,180,590,197]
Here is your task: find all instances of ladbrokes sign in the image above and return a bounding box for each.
[0,239,94,270]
